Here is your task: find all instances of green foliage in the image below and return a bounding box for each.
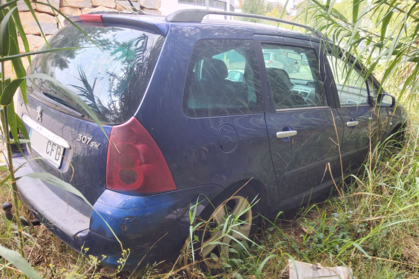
[8,0,30,64]
[0,6,16,56]
[0,78,23,105]
[0,0,18,11]
[241,0,265,21]
[308,0,419,105]
[1,0,419,278]
[352,0,360,23]
[22,0,49,46]
[0,1,119,277]
[0,47,80,63]
[265,4,282,19]
[266,2,273,13]
[380,9,393,41]
[0,245,42,279]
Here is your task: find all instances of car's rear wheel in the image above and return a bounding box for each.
[197,187,260,270]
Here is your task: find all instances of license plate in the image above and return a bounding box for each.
[30,129,65,168]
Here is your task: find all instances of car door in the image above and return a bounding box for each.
[325,53,379,172]
[255,36,342,200]
[177,38,278,200]
[367,78,392,141]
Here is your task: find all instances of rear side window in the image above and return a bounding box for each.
[28,24,164,124]
[183,39,263,117]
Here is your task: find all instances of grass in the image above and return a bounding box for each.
[1,110,419,278]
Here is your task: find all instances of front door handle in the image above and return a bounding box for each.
[276,130,297,139]
[347,121,359,127]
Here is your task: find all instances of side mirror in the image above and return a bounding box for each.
[377,93,395,107]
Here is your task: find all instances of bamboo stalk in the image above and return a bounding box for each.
[1,62,25,258]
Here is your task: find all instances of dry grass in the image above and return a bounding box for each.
[1,113,419,278]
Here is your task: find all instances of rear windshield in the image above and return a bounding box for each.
[27,24,164,124]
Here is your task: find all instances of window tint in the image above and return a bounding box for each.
[28,24,164,124]
[261,44,327,109]
[184,40,263,117]
[327,54,369,106]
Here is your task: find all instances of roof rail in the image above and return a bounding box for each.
[86,10,145,15]
[166,9,322,37]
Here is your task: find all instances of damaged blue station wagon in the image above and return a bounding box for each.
[12,9,407,270]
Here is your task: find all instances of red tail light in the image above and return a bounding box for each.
[106,117,177,194]
[268,60,273,64]
[80,14,103,22]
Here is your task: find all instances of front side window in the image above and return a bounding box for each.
[184,40,263,117]
[327,54,369,106]
[262,44,327,109]
[367,79,382,99]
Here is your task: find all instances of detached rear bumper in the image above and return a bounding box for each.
[14,158,223,269]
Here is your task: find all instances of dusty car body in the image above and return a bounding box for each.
[13,10,407,270]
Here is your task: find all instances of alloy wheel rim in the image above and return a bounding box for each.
[200,196,252,269]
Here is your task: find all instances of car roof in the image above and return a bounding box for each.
[74,11,317,42]
[200,18,314,40]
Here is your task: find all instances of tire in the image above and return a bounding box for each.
[388,126,406,149]
[196,186,261,270]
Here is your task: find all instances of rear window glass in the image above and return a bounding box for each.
[27,24,164,124]
[183,39,263,117]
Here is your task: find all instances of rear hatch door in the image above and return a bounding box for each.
[17,20,165,204]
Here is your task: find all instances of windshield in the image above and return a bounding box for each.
[27,24,164,125]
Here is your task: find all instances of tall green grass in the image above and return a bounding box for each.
[4,120,419,278]
[1,0,419,277]
[0,1,128,277]
[124,111,419,278]
[231,113,419,278]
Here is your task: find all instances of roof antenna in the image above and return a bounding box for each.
[127,0,139,12]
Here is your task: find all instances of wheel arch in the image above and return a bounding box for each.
[209,178,269,216]
[388,122,406,141]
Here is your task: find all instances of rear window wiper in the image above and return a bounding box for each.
[33,91,84,118]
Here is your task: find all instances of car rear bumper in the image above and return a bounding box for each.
[15,158,121,264]
[14,158,223,269]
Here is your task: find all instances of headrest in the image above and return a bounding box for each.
[202,58,228,81]
[266,68,293,90]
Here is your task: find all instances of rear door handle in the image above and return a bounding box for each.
[347,121,359,127]
[276,130,297,139]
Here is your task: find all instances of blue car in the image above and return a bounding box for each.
[14,10,407,270]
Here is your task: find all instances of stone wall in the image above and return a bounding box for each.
[3,0,161,77]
